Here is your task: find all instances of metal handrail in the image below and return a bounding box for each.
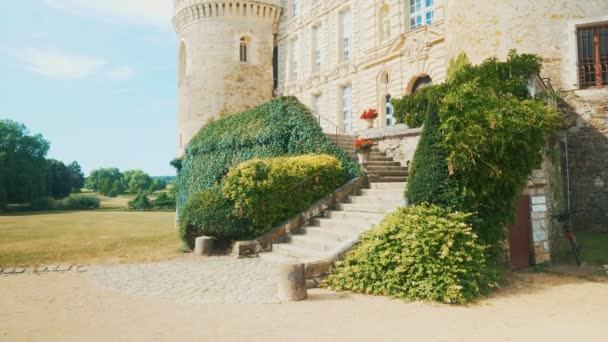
[528,75,557,109]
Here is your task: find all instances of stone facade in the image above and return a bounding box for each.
[276,0,447,134]
[358,125,422,167]
[172,0,282,156]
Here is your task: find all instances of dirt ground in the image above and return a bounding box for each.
[0,272,606,342]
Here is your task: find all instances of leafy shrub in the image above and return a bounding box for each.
[393,51,561,259]
[175,96,363,214]
[179,187,249,249]
[61,195,100,210]
[128,192,152,210]
[222,154,344,237]
[30,197,55,211]
[323,204,498,304]
[153,192,176,210]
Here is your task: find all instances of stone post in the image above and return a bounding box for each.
[277,263,307,302]
[194,236,213,256]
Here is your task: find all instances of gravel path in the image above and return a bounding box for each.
[87,257,280,304]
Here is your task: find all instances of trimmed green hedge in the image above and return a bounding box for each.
[323,204,498,304]
[179,154,345,248]
[175,96,363,214]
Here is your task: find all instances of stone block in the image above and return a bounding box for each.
[194,236,213,256]
[277,263,307,302]
[58,265,71,272]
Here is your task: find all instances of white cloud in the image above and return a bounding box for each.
[17,48,107,79]
[45,0,173,29]
[107,65,136,81]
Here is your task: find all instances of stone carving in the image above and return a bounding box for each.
[402,30,431,57]
[379,4,391,43]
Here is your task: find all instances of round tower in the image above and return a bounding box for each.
[173,0,282,156]
[444,0,608,89]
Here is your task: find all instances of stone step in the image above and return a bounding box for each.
[366,166,408,173]
[336,203,401,214]
[347,194,404,204]
[367,155,393,162]
[288,234,341,253]
[369,182,407,190]
[364,161,402,167]
[259,252,308,264]
[272,243,324,259]
[357,189,404,198]
[368,170,409,177]
[301,225,359,242]
[368,176,408,183]
[324,210,385,221]
[309,217,374,232]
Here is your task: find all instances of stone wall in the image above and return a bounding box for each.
[358,125,422,167]
[277,0,447,134]
[173,1,282,156]
[562,89,608,232]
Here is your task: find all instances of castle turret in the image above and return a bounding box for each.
[173,0,282,156]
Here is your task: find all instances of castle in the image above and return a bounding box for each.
[173,0,608,262]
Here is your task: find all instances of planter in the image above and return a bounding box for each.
[357,150,371,164]
[364,118,374,129]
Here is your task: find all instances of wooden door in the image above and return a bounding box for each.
[508,196,532,270]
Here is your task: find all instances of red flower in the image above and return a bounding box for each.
[360,109,379,120]
[354,138,375,152]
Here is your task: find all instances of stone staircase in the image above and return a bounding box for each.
[259,133,408,267]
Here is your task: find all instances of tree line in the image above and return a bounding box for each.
[0,120,85,210]
[85,168,167,197]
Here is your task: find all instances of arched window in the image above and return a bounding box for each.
[386,94,394,126]
[239,37,248,63]
[178,41,187,83]
[412,75,433,93]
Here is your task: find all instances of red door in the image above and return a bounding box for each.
[508,196,532,270]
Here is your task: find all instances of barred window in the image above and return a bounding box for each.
[239,37,248,63]
[577,24,608,89]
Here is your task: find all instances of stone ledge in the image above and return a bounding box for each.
[232,177,366,257]
[357,124,422,140]
[0,265,87,276]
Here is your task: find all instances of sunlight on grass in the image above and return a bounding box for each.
[555,231,608,266]
[0,211,183,267]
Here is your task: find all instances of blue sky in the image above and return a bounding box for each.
[0,0,177,176]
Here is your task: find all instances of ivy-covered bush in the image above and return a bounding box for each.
[222,154,344,236]
[179,154,345,248]
[60,195,100,210]
[175,96,363,214]
[393,51,562,259]
[179,187,249,249]
[323,204,498,304]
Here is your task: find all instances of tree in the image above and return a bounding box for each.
[123,170,153,194]
[46,159,72,199]
[148,179,166,193]
[128,192,152,210]
[86,168,123,196]
[0,120,50,206]
[67,161,85,190]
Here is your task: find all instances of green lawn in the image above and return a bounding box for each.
[0,211,183,268]
[555,231,608,266]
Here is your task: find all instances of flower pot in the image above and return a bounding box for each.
[364,118,374,129]
[358,150,371,164]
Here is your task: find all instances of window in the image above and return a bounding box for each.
[409,0,434,30]
[178,41,187,83]
[341,10,352,62]
[290,39,298,81]
[313,26,322,72]
[342,85,353,133]
[386,94,394,126]
[577,24,608,89]
[239,37,248,63]
[314,94,323,116]
[412,75,433,93]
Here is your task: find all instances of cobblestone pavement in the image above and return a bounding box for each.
[87,257,281,304]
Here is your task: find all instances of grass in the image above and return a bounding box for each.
[0,211,183,268]
[555,231,608,266]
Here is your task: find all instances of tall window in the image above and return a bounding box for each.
[313,25,322,72]
[239,37,248,63]
[290,39,298,81]
[342,85,353,133]
[386,95,394,126]
[341,10,352,62]
[577,24,608,89]
[178,41,187,83]
[409,0,433,30]
[314,94,323,116]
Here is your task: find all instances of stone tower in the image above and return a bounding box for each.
[173,0,282,156]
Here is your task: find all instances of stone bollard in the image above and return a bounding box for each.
[194,236,213,256]
[277,262,307,302]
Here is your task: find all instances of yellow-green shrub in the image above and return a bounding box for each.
[323,204,498,304]
[221,154,344,237]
